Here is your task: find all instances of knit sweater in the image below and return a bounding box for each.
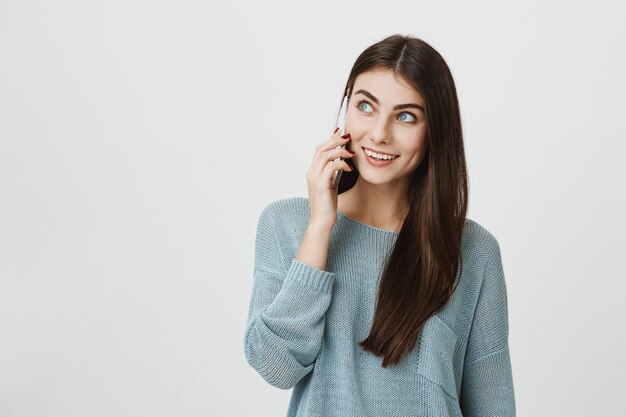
[243,197,516,417]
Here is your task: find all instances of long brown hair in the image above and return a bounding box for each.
[337,34,469,368]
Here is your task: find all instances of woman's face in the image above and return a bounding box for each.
[345,68,428,185]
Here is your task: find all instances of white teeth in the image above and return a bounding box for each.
[364,148,397,160]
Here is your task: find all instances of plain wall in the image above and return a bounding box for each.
[1,0,624,416]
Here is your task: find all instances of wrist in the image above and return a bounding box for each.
[307,221,334,235]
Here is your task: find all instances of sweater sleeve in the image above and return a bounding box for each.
[460,237,516,416]
[243,204,336,390]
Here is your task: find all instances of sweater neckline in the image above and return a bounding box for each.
[336,210,400,235]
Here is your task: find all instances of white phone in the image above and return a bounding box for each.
[332,95,350,191]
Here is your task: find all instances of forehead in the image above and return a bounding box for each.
[353,68,425,106]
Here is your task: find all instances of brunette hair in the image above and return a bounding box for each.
[337,34,468,367]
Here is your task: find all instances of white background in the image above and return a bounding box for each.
[1,1,624,416]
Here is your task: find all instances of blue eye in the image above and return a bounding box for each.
[356,100,417,123]
[398,112,416,122]
[358,101,372,112]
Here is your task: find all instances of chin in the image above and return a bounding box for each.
[357,171,397,185]
[355,163,414,185]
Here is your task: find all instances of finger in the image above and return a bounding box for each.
[316,131,351,156]
[321,157,353,186]
[312,146,354,177]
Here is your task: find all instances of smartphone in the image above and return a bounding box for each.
[332,95,350,191]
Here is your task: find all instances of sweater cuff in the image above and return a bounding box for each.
[283,259,335,292]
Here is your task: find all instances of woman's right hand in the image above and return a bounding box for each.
[305,128,355,230]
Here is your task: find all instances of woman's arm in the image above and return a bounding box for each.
[243,204,335,390]
[244,128,353,389]
[295,221,333,270]
[460,237,516,416]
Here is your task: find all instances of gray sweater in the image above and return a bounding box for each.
[243,197,516,416]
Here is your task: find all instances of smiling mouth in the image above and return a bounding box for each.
[362,147,400,160]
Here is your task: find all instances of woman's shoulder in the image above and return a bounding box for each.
[257,196,310,233]
[259,196,309,221]
[463,217,498,241]
[256,197,311,261]
[261,196,309,214]
[461,217,503,266]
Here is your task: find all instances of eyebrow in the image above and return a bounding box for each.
[353,89,425,113]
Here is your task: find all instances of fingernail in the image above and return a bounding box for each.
[347,150,355,154]
[341,133,351,139]
[334,127,339,134]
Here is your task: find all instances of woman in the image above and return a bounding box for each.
[243,34,516,417]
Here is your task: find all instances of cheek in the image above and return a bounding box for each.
[399,140,428,164]
[405,147,428,169]
[345,119,364,137]
[344,111,370,135]
[405,131,428,155]
[346,115,363,136]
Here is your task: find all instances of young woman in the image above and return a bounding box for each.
[243,34,516,417]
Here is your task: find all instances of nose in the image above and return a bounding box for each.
[369,116,392,145]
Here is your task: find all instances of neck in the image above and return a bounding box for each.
[339,177,410,231]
